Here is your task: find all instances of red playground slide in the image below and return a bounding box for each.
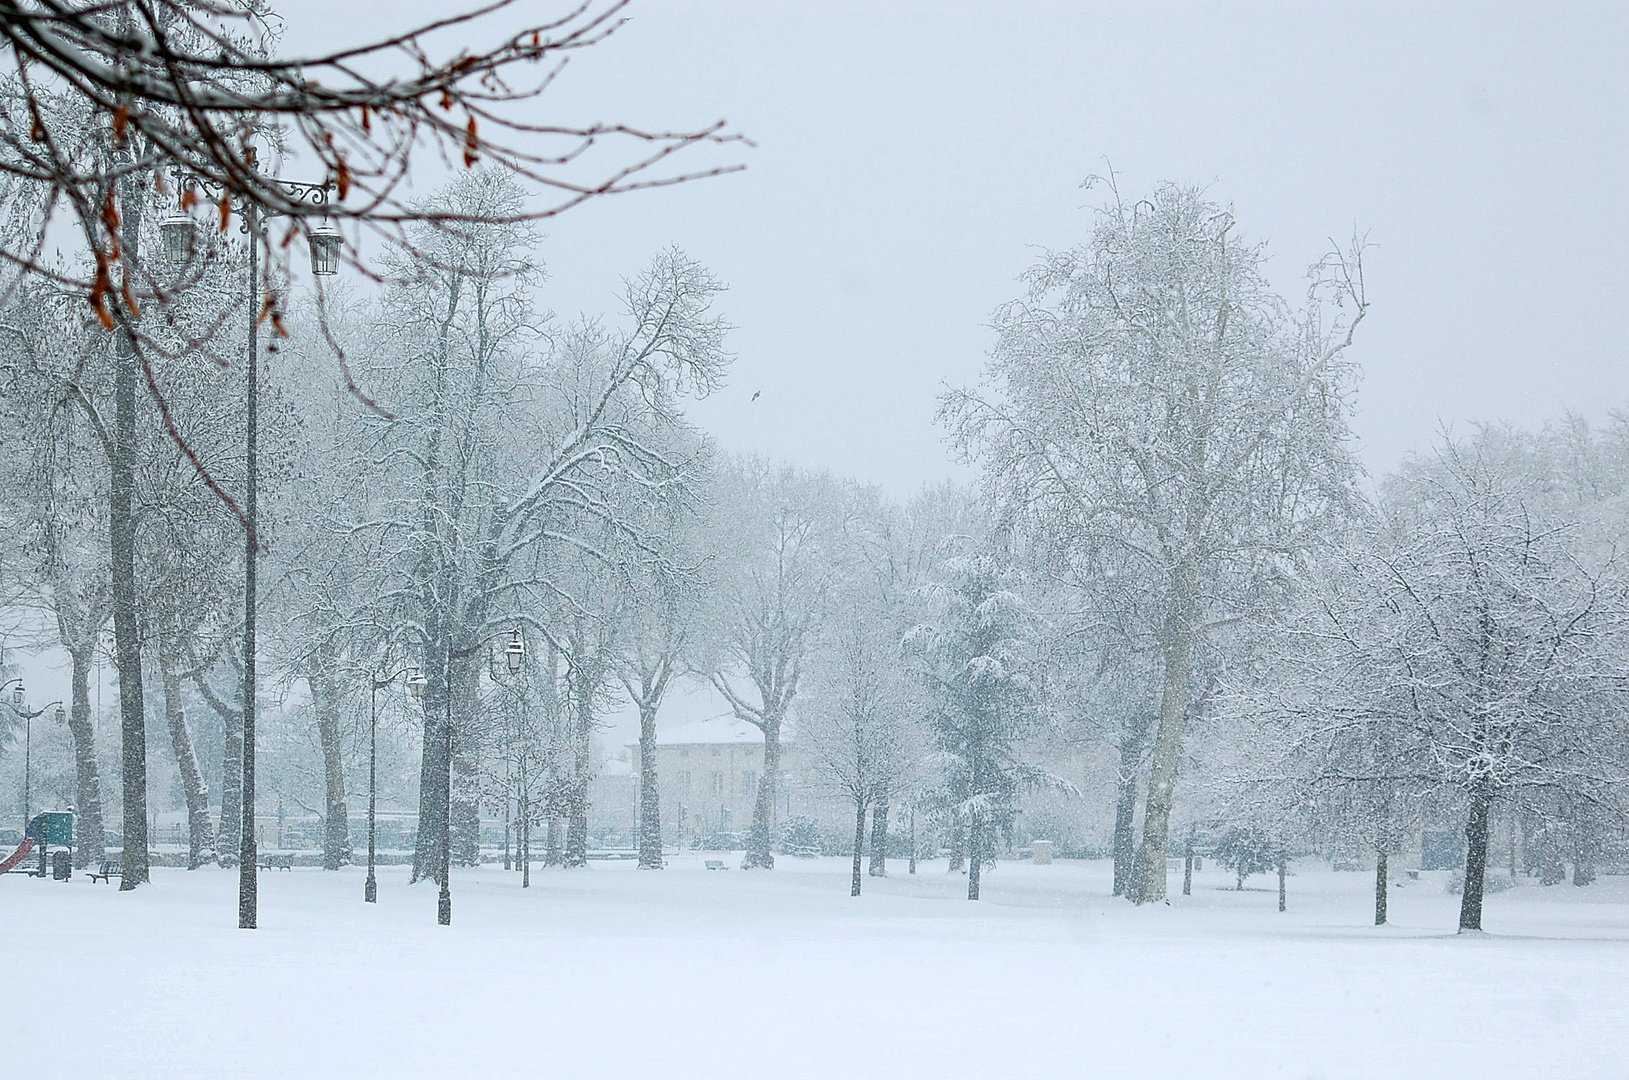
[0,838,37,875]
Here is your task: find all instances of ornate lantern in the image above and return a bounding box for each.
[309,221,342,276]
[161,213,196,264]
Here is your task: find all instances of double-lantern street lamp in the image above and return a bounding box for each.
[162,166,342,930]
[8,683,65,828]
[159,207,342,276]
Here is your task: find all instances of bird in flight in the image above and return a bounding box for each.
[751,391,761,401]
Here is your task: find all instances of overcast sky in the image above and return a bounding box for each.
[282,0,1629,498]
[11,2,1628,727]
[291,0,1629,740]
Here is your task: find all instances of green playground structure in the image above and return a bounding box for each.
[0,811,75,878]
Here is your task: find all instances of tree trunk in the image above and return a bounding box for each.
[1112,721,1144,897]
[1538,824,1567,885]
[1458,779,1493,932]
[1507,806,1519,879]
[850,801,866,897]
[1571,807,1597,887]
[411,634,452,884]
[209,682,243,866]
[967,809,983,901]
[1374,849,1388,925]
[908,809,917,875]
[545,817,562,866]
[308,652,351,870]
[1277,850,1287,912]
[539,643,561,870]
[564,800,588,866]
[563,678,593,868]
[1130,584,1195,904]
[947,816,965,872]
[743,717,782,869]
[1518,807,1538,877]
[868,798,889,877]
[451,751,481,867]
[637,702,662,869]
[519,792,530,888]
[1182,836,1193,896]
[159,647,213,868]
[446,657,479,868]
[109,230,147,891]
[65,644,105,868]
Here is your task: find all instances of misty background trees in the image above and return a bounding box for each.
[3,132,1627,934]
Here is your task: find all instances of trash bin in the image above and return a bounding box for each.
[1031,840,1053,865]
[52,849,71,880]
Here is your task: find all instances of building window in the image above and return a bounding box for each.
[742,771,756,797]
[679,771,690,791]
[711,772,723,795]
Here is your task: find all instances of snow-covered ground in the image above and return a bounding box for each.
[4,855,1626,1078]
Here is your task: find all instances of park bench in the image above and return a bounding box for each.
[259,854,294,871]
[704,859,727,871]
[89,858,122,884]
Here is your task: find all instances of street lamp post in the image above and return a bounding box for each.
[10,684,22,827]
[9,686,64,828]
[1,681,20,821]
[434,628,524,926]
[497,630,527,882]
[366,666,420,903]
[165,169,340,930]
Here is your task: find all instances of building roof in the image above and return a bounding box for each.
[639,715,765,747]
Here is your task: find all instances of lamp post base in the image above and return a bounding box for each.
[364,872,376,903]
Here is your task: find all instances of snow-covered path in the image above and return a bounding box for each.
[4,856,1625,1078]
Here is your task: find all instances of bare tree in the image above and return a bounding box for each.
[613,489,708,870]
[0,315,111,867]
[803,597,917,896]
[1225,433,1629,931]
[0,1,743,383]
[1,220,236,884]
[944,180,1367,902]
[321,173,726,884]
[705,459,852,869]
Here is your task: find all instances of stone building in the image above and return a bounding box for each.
[628,715,813,846]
